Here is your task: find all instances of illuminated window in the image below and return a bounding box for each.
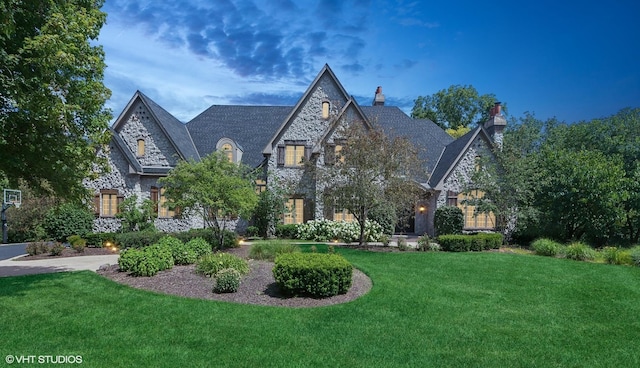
[322,101,330,119]
[158,188,175,218]
[285,145,305,167]
[284,198,304,225]
[255,179,266,194]
[221,143,233,162]
[457,190,495,229]
[137,139,145,157]
[334,208,355,223]
[100,190,120,217]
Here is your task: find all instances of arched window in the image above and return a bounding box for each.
[322,101,330,119]
[221,143,233,161]
[137,139,145,157]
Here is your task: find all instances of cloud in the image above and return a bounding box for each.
[226,92,300,106]
[103,0,372,82]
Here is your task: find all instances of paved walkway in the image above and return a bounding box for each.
[0,255,120,278]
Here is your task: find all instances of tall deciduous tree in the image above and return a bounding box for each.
[411,85,503,130]
[320,122,423,245]
[0,0,112,200]
[158,152,258,248]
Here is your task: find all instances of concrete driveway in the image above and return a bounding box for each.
[0,254,119,277]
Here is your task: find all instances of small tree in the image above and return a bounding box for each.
[158,152,258,249]
[253,183,289,238]
[116,195,156,232]
[320,122,423,245]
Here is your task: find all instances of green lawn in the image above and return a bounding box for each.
[1,247,640,367]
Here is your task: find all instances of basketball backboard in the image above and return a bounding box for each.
[3,189,21,208]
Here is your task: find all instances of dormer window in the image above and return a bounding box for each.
[221,143,233,161]
[322,101,330,119]
[136,139,145,157]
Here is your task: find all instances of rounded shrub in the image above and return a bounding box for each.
[601,246,633,265]
[185,237,212,258]
[196,253,249,277]
[565,242,597,261]
[531,238,563,257]
[213,268,242,293]
[434,206,463,236]
[273,253,353,298]
[43,203,93,242]
[118,248,144,272]
[630,246,640,267]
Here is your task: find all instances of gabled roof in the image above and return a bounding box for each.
[361,106,454,176]
[187,105,292,167]
[112,91,200,162]
[263,64,351,155]
[312,98,372,154]
[427,124,494,190]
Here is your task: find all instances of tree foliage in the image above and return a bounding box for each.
[411,85,503,130]
[158,152,258,248]
[0,0,112,200]
[320,122,423,245]
[116,195,156,232]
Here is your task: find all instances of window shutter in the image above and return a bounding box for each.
[93,194,100,217]
[277,145,285,167]
[174,206,182,219]
[117,194,124,214]
[303,198,313,222]
[150,186,159,213]
[304,146,311,162]
[325,144,335,166]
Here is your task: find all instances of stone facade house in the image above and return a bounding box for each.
[85,64,505,236]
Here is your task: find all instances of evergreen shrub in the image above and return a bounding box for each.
[434,206,464,236]
[531,238,563,257]
[273,253,353,298]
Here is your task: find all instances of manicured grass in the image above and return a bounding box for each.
[1,247,640,367]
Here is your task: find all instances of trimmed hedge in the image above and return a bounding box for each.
[114,231,164,249]
[273,253,353,298]
[434,206,464,236]
[85,232,116,248]
[437,233,503,252]
[275,224,298,239]
[172,228,238,250]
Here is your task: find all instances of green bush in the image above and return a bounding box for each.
[379,234,391,246]
[173,228,238,250]
[249,241,300,261]
[185,237,212,258]
[601,247,633,265]
[84,232,115,248]
[114,231,164,249]
[213,268,242,293]
[49,242,65,256]
[196,253,249,277]
[43,203,93,242]
[438,233,503,252]
[118,248,145,272]
[276,224,298,239]
[397,237,409,251]
[273,253,353,298]
[245,226,260,237]
[155,236,196,265]
[531,238,563,257]
[67,235,86,253]
[565,242,597,261]
[118,241,174,276]
[26,241,50,256]
[630,246,640,267]
[368,201,397,236]
[416,235,430,251]
[434,206,464,236]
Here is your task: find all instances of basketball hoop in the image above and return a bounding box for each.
[4,189,21,209]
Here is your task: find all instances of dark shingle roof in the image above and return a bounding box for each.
[138,92,200,161]
[361,106,454,178]
[187,105,292,167]
[427,125,482,189]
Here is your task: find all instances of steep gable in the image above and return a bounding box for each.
[263,64,352,156]
[112,91,198,173]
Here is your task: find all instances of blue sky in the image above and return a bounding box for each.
[98,0,640,124]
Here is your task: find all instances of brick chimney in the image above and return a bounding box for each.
[373,86,385,106]
[484,102,506,147]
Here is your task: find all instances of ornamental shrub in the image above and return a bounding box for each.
[118,248,144,272]
[145,241,174,270]
[273,253,353,298]
[531,238,563,257]
[26,241,50,256]
[276,224,299,239]
[601,246,633,265]
[67,235,86,253]
[49,242,65,256]
[173,228,238,250]
[118,241,174,276]
[172,243,198,265]
[296,219,383,243]
[84,232,116,248]
[249,241,300,261]
[630,246,640,267]
[213,268,242,293]
[438,233,503,252]
[434,206,464,236]
[185,237,212,258]
[565,242,597,261]
[196,252,249,277]
[43,203,93,242]
[416,235,430,251]
[368,201,397,236]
